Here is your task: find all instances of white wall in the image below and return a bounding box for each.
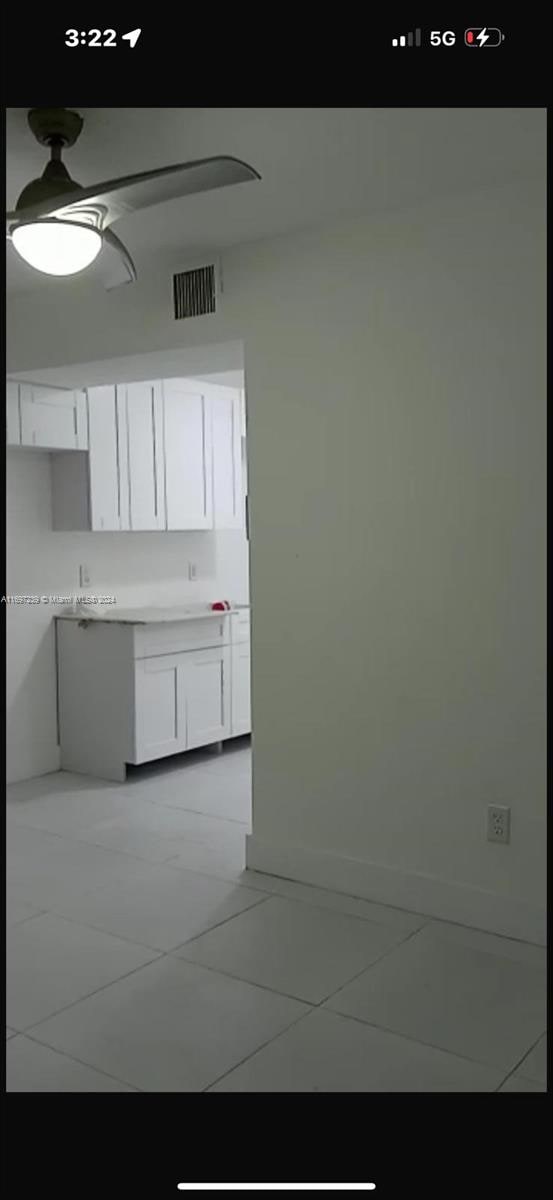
[6,446,249,783]
[243,182,546,942]
[7,165,546,940]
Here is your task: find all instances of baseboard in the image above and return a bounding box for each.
[246,835,546,946]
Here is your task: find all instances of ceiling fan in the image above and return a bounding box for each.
[6,108,261,288]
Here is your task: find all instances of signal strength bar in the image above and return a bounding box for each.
[392,29,422,46]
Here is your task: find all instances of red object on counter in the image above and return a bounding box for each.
[211,600,231,611]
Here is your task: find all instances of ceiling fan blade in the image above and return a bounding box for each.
[101,227,137,289]
[7,156,261,229]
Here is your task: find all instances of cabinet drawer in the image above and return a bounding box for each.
[230,610,250,644]
[133,617,229,660]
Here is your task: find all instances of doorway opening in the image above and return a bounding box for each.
[7,342,253,872]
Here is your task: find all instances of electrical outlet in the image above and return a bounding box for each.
[188,562,197,582]
[79,564,91,588]
[487,805,511,844]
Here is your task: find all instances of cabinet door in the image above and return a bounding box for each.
[124,381,165,530]
[231,641,251,736]
[184,646,231,748]
[6,382,21,445]
[134,654,187,763]
[163,380,213,530]
[211,387,243,529]
[19,384,87,450]
[87,385,122,531]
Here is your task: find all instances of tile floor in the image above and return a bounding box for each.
[6,739,547,1092]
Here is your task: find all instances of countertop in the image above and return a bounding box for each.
[57,604,249,626]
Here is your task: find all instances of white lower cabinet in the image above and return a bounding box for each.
[184,646,231,748]
[231,641,251,737]
[134,645,230,763]
[57,615,239,782]
[134,653,188,763]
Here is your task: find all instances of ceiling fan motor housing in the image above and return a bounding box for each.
[16,109,84,211]
[16,161,81,211]
[27,107,83,149]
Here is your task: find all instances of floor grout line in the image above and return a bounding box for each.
[492,1030,547,1091]
[14,950,166,1038]
[7,753,546,1093]
[11,904,545,1091]
[202,1007,314,1092]
[172,922,419,1007]
[322,1003,537,1078]
[8,1031,143,1092]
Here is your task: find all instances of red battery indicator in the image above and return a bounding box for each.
[465,27,504,46]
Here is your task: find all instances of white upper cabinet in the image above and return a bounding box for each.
[211,387,243,530]
[6,382,21,445]
[19,383,88,451]
[24,373,246,536]
[123,381,165,531]
[163,379,213,530]
[88,385,123,531]
[52,385,128,531]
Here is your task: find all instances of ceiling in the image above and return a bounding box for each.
[6,107,545,295]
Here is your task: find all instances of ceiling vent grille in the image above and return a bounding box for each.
[173,264,217,319]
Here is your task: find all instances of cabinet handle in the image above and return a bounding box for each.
[114,393,121,520]
[151,388,158,517]
[202,397,208,517]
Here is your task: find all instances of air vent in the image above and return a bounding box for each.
[173,265,217,319]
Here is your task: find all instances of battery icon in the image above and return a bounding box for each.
[465,27,504,46]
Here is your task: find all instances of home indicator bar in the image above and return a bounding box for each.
[177,1188,377,1193]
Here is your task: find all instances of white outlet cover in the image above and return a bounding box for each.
[487,805,511,844]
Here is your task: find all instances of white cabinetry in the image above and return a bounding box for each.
[20,383,88,450]
[211,386,243,529]
[51,383,166,532]
[134,653,188,762]
[6,381,21,445]
[134,644,230,762]
[21,374,247,536]
[185,646,231,747]
[57,614,233,781]
[124,381,165,531]
[88,385,125,531]
[231,610,251,736]
[163,380,213,530]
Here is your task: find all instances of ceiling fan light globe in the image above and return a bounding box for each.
[12,221,102,276]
